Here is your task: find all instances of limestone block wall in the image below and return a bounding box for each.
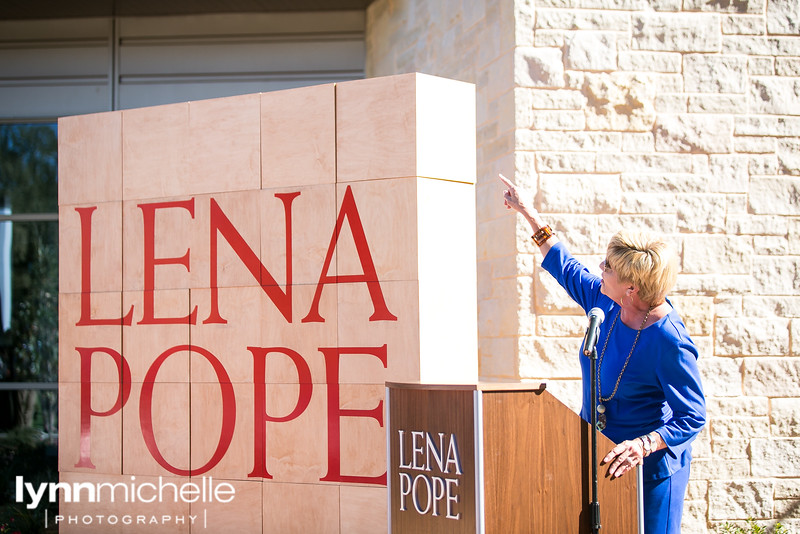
[367,0,800,531]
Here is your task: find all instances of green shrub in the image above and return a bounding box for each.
[718,518,791,534]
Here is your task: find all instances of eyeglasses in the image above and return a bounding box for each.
[602,258,613,273]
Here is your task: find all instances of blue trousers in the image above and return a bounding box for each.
[642,463,691,534]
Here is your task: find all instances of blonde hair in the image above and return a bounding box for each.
[606,230,678,306]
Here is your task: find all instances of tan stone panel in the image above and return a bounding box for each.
[58,110,122,206]
[59,202,123,294]
[335,179,418,283]
[190,286,263,384]
[189,284,338,385]
[190,382,253,480]
[340,485,387,534]
[122,102,190,201]
[59,382,123,475]
[59,292,124,383]
[257,283,338,385]
[122,381,190,477]
[262,481,339,534]
[121,290,191,383]
[337,280,420,384]
[187,94,261,196]
[263,383,328,483]
[122,197,195,292]
[261,84,336,188]
[191,478,262,533]
[415,74,477,184]
[336,73,417,182]
[337,384,387,482]
[261,184,338,287]
[189,191,264,291]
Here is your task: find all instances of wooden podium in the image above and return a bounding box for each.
[386,382,638,533]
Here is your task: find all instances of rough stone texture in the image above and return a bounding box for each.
[618,51,681,72]
[709,481,774,521]
[744,296,800,318]
[683,0,764,14]
[706,397,769,417]
[748,56,775,76]
[621,171,706,192]
[683,501,709,534]
[522,336,581,378]
[564,31,617,71]
[777,58,800,76]
[632,14,721,53]
[516,47,565,88]
[712,439,750,459]
[581,72,657,131]
[767,0,800,35]
[749,77,800,116]
[723,15,767,36]
[733,135,776,154]
[654,114,734,154]
[735,115,800,137]
[691,457,751,480]
[794,319,800,356]
[708,155,749,193]
[688,94,747,114]
[676,194,727,233]
[535,151,595,172]
[772,398,800,437]
[752,257,800,295]
[366,0,800,530]
[530,88,585,110]
[621,132,655,152]
[697,356,743,397]
[776,479,800,500]
[535,8,630,31]
[530,109,585,130]
[683,235,753,275]
[751,439,800,477]
[778,138,800,176]
[684,54,748,93]
[711,417,771,439]
[670,296,714,336]
[744,359,800,397]
[715,318,791,356]
[622,192,675,214]
[538,174,622,213]
[536,314,584,337]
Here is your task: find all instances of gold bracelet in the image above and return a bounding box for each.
[532,225,554,247]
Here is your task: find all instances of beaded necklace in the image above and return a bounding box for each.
[595,306,652,431]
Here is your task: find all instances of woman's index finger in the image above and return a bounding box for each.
[498,173,514,188]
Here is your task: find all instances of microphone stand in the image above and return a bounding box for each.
[586,339,601,534]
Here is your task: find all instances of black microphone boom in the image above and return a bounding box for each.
[582,307,605,356]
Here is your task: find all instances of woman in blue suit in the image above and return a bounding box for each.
[500,175,706,534]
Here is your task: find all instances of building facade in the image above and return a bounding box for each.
[368,0,800,531]
[2,0,799,531]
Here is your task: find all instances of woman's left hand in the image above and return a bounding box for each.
[601,439,645,480]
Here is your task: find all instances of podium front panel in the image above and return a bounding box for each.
[388,386,478,533]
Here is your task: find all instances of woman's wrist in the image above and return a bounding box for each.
[638,431,662,457]
[524,213,545,231]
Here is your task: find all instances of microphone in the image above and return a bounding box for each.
[582,307,605,356]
